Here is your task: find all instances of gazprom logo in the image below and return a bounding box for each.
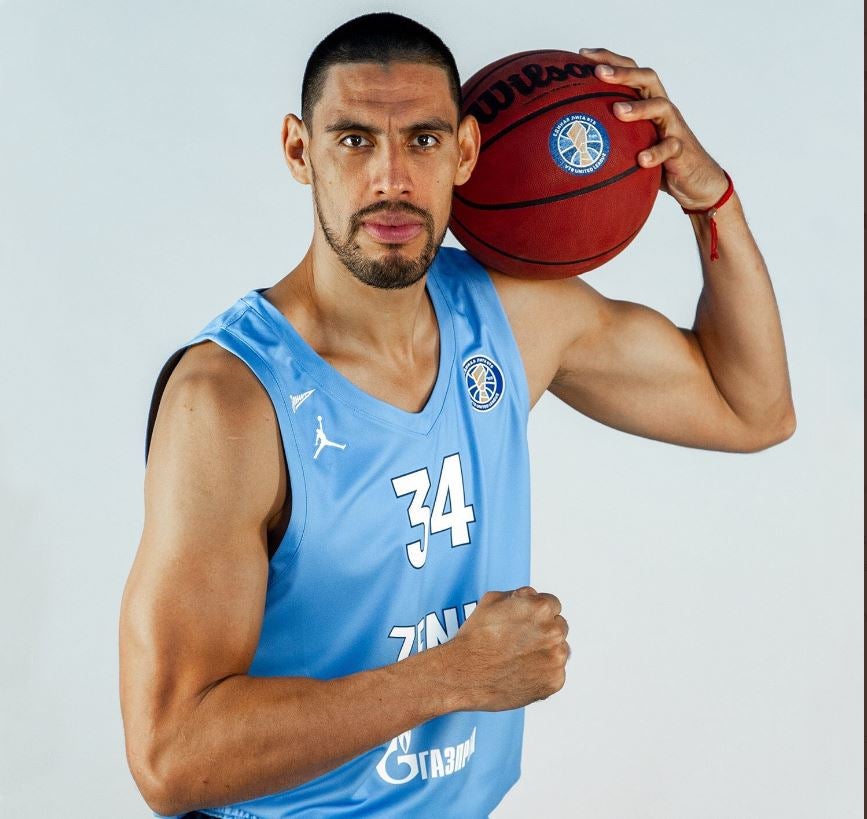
[549,112,610,175]
[375,727,477,785]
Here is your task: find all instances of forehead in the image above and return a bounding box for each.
[316,61,456,124]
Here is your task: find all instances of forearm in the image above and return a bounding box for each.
[146,647,456,816]
[689,191,795,438]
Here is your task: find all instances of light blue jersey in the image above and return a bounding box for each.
[147,247,531,819]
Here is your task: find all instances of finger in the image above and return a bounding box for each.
[589,63,668,100]
[637,135,683,168]
[554,614,568,638]
[578,47,638,69]
[512,585,537,597]
[612,96,679,129]
[536,592,562,617]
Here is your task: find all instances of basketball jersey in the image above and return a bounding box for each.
[147,247,531,819]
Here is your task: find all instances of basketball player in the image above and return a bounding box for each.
[119,13,795,819]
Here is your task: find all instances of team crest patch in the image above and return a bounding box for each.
[549,113,610,176]
[463,355,505,412]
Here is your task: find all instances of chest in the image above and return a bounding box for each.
[319,345,440,414]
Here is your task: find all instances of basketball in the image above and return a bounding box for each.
[449,50,662,279]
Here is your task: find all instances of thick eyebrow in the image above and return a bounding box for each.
[324,116,455,136]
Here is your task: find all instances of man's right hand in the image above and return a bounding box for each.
[441,586,570,712]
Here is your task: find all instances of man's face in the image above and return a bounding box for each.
[301,61,474,289]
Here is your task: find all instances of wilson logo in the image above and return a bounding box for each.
[466,61,597,125]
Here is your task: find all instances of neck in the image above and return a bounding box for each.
[266,239,438,364]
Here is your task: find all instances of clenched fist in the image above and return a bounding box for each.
[440,586,570,712]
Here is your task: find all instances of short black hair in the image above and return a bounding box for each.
[301,13,461,126]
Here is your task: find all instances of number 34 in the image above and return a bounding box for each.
[391,453,476,569]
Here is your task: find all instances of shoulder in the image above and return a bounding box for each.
[148,340,284,524]
[436,246,605,321]
[486,265,602,315]
[164,340,274,422]
[482,264,615,406]
[438,247,605,321]
[435,249,617,404]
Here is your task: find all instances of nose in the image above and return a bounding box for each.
[371,140,413,199]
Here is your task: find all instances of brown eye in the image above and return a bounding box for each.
[414,134,439,148]
[341,135,371,148]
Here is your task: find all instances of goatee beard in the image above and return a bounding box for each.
[312,183,444,290]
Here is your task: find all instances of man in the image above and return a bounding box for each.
[119,12,794,819]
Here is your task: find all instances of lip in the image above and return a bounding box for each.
[361,221,424,244]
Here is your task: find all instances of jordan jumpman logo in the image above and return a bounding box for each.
[313,415,347,460]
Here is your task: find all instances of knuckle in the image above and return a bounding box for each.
[533,599,554,621]
[551,668,567,693]
[547,643,568,665]
[538,593,560,616]
[481,590,503,605]
[544,623,562,646]
[657,97,673,113]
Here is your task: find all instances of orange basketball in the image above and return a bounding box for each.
[450,50,661,279]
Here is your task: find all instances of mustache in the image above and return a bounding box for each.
[349,201,435,235]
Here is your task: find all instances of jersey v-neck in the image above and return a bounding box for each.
[243,255,456,436]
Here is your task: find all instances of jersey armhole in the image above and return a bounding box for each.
[145,346,188,465]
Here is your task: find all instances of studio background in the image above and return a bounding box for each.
[0,0,862,816]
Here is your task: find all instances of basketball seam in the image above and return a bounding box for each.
[453,164,644,210]
[449,213,643,266]
[478,91,640,153]
[461,50,565,101]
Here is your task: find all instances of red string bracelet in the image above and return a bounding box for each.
[681,170,735,261]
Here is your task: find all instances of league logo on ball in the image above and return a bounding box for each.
[549,113,610,175]
[463,355,505,412]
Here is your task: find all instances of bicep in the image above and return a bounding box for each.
[550,295,752,450]
[120,346,284,769]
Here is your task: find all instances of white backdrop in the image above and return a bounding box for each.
[0,0,862,817]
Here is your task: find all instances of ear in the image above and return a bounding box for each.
[454,114,481,187]
[282,113,311,185]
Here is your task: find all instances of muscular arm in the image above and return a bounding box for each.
[122,337,573,815]
[119,343,452,815]
[493,193,794,453]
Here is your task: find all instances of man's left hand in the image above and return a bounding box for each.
[579,47,728,211]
